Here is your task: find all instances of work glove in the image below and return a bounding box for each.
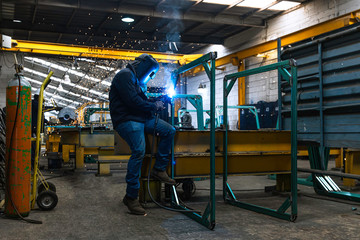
[154,101,165,111]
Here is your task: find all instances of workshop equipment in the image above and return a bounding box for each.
[58,107,76,125]
[5,73,32,217]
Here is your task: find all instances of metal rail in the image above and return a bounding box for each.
[298,168,360,180]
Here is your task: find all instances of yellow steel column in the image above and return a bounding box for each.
[237,59,245,129]
[344,149,360,187]
[76,145,85,169]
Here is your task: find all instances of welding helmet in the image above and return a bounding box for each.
[129,54,159,86]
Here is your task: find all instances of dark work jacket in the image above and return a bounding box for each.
[109,67,156,129]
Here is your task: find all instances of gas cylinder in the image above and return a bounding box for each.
[5,73,32,217]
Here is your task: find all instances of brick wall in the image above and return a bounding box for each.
[0,53,24,109]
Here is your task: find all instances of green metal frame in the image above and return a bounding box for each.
[216,105,260,129]
[223,59,298,221]
[170,52,217,229]
[147,93,205,130]
[173,94,205,130]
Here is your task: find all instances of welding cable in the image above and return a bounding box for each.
[147,113,201,213]
[4,73,42,224]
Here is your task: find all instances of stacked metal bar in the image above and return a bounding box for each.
[281,23,360,148]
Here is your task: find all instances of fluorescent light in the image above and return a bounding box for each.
[101,81,111,86]
[25,57,101,83]
[237,0,274,8]
[23,66,109,100]
[96,65,115,71]
[13,19,22,23]
[269,1,300,10]
[81,96,98,102]
[121,17,134,23]
[78,58,96,63]
[203,0,236,5]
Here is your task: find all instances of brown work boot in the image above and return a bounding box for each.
[150,168,176,185]
[123,195,146,215]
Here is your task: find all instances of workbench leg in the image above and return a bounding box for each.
[76,145,85,169]
[276,174,291,192]
[335,148,343,169]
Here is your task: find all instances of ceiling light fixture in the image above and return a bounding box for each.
[13,19,22,23]
[237,0,274,8]
[269,1,301,10]
[203,0,236,5]
[121,17,134,23]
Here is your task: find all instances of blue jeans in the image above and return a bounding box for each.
[115,118,176,199]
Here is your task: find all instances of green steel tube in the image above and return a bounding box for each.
[171,99,175,179]
[209,58,216,225]
[318,42,325,170]
[225,59,294,80]
[222,78,228,200]
[175,52,217,75]
[290,65,298,217]
[277,38,282,130]
[171,99,175,204]
[225,199,292,221]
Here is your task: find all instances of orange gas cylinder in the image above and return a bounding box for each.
[5,73,32,217]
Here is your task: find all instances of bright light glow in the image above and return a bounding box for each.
[203,0,236,5]
[198,82,207,94]
[101,81,112,86]
[24,68,76,89]
[25,57,111,88]
[24,72,105,104]
[13,19,22,23]
[25,57,101,83]
[78,58,96,63]
[96,65,115,71]
[121,17,134,23]
[197,88,206,94]
[238,0,274,8]
[269,1,300,10]
[81,96,98,102]
[166,88,176,98]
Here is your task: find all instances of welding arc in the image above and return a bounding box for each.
[5,73,42,224]
[147,113,201,213]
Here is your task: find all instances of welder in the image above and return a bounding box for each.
[109,54,176,215]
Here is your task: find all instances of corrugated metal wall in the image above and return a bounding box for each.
[281,23,360,148]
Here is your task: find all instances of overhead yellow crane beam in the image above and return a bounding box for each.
[4,40,203,64]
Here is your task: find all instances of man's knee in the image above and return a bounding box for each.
[169,126,176,137]
[132,148,145,159]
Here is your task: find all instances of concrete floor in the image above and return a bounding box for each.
[1,159,360,240]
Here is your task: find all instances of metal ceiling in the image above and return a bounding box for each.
[1,0,308,54]
[1,0,309,109]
